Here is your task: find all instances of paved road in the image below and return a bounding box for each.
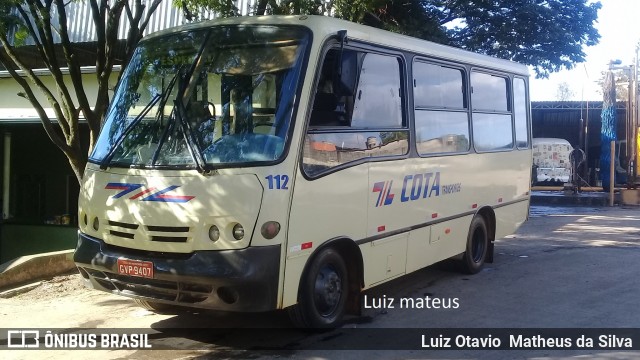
[2,205,640,359]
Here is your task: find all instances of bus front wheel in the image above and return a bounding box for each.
[459,216,489,274]
[133,298,185,314]
[289,248,348,329]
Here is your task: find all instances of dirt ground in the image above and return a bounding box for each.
[12,274,85,301]
[0,273,201,360]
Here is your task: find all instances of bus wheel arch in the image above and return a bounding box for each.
[476,207,496,263]
[458,208,495,274]
[288,238,363,328]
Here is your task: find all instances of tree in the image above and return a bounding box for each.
[437,0,601,78]
[0,0,162,183]
[177,0,601,78]
[556,81,574,101]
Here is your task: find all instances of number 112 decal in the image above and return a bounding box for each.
[265,175,289,190]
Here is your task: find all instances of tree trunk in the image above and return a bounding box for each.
[0,0,162,186]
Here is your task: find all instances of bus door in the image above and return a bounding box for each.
[344,51,412,286]
[283,48,369,307]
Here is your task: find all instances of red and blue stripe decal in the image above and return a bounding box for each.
[372,180,395,207]
[105,183,194,203]
[105,183,143,198]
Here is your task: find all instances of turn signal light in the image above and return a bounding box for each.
[260,221,280,239]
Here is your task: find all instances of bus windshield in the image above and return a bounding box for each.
[90,25,309,169]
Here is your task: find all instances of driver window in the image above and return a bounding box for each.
[303,47,408,177]
[351,54,403,128]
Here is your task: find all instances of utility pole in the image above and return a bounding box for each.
[633,43,639,184]
[609,57,639,186]
[627,62,635,184]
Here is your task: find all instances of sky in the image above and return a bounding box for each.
[529,0,640,101]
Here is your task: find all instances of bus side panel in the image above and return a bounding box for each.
[406,227,431,273]
[405,216,471,275]
[430,216,473,260]
[367,153,472,280]
[494,200,530,239]
[281,165,368,308]
[361,233,408,288]
[367,161,446,238]
[251,163,300,310]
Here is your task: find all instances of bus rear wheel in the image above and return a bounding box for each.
[459,216,489,274]
[288,248,348,329]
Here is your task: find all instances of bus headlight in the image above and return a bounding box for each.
[208,225,220,242]
[232,224,244,240]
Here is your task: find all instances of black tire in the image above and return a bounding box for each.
[459,216,489,274]
[133,298,185,314]
[288,248,348,329]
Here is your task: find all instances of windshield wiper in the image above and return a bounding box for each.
[99,92,162,170]
[168,30,213,174]
[175,100,207,172]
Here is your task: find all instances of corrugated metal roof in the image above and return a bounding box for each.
[18,0,259,45]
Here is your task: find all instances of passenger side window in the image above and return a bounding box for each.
[471,71,513,152]
[513,77,529,149]
[414,62,465,109]
[303,48,408,177]
[471,72,508,112]
[413,61,470,155]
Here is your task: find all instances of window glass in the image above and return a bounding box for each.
[90,26,308,168]
[350,54,402,128]
[472,113,513,151]
[302,131,408,176]
[413,62,465,109]
[471,72,508,112]
[415,111,469,154]
[304,49,407,177]
[514,78,529,148]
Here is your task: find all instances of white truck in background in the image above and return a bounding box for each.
[532,138,573,185]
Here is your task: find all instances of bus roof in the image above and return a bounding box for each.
[144,15,529,77]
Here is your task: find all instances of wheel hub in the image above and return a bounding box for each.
[314,266,342,315]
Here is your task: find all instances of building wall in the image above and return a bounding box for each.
[0,124,85,263]
[0,72,118,121]
[0,71,96,263]
[0,225,77,263]
[5,125,85,221]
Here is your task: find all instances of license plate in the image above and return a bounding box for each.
[117,259,154,279]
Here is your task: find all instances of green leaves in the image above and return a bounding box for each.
[431,0,602,78]
[0,0,21,34]
[184,0,600,77]
[174,0,239,20]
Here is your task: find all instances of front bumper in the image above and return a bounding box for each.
[74,232,281,312]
